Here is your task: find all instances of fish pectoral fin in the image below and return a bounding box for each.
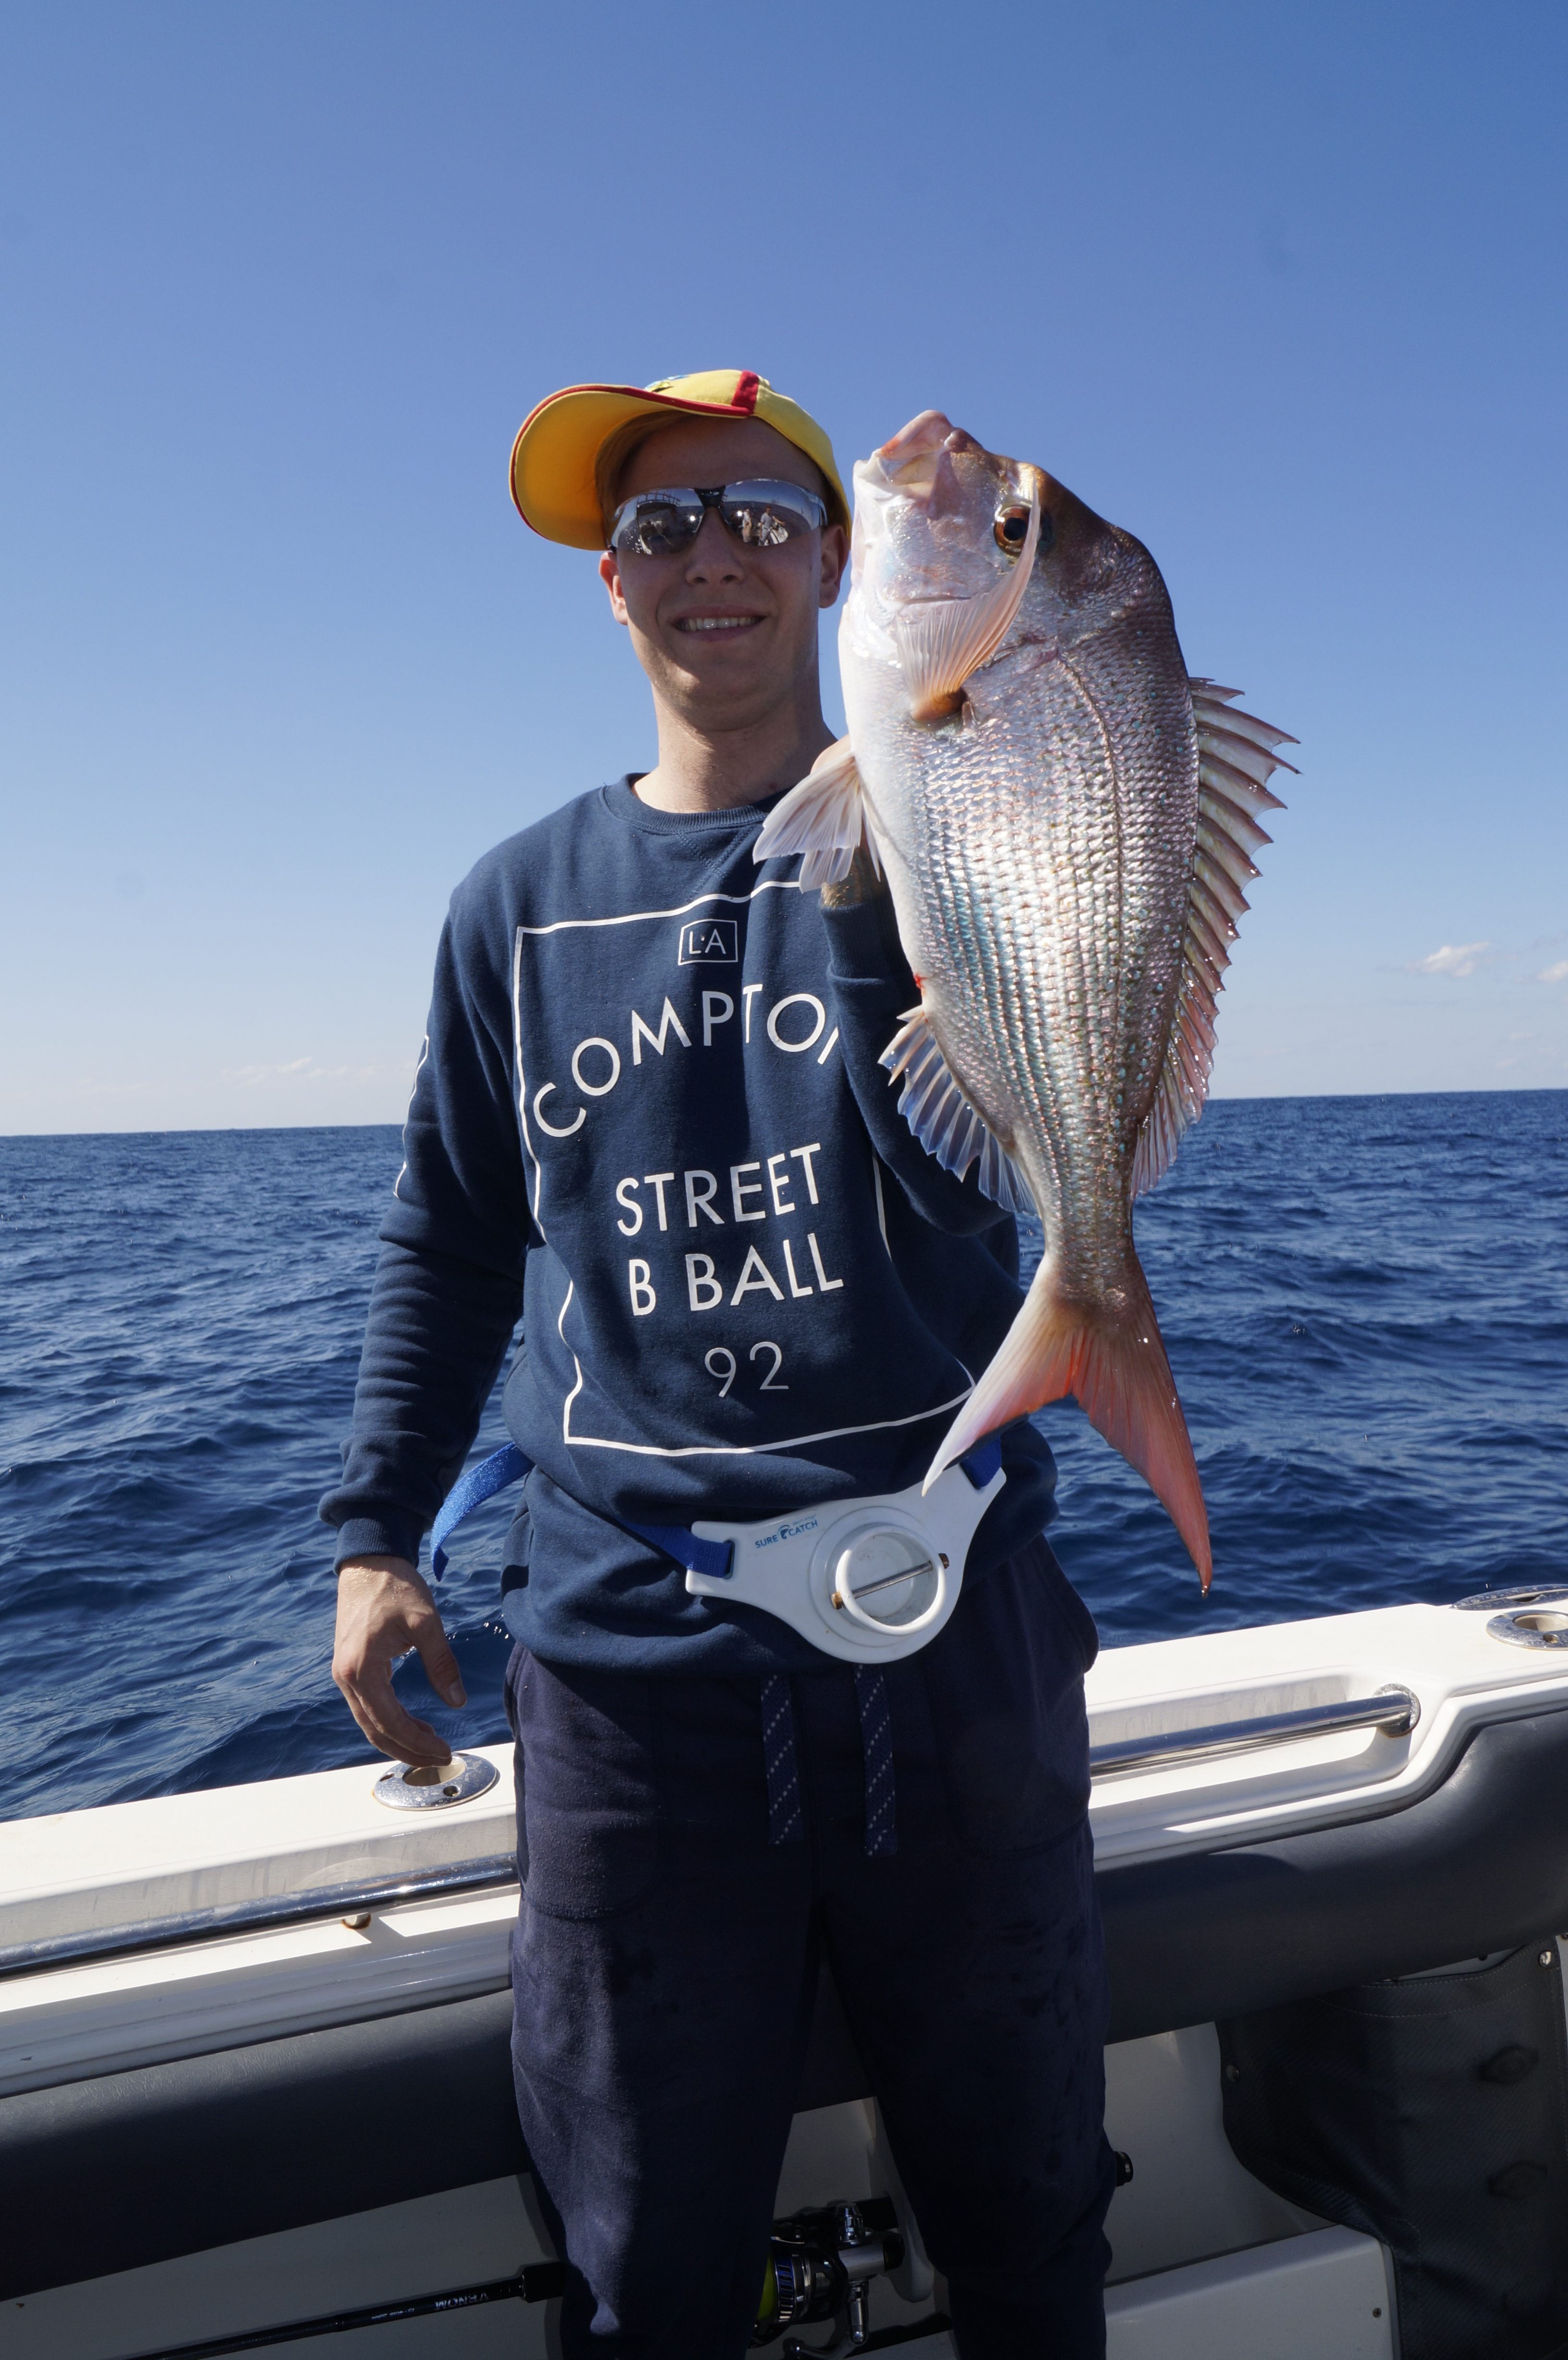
[925,1261,1212,1590]
[893,492,1041,721]
[879,1006,1034,1215]
[751,738,878,890]
[1131,682,1296,1198]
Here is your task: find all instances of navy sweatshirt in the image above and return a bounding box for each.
[321,778,1058,1674]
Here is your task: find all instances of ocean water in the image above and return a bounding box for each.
[1,1094,1565,1822]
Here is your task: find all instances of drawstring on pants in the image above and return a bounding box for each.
[854,1667,897,1857]
[760,1669,898,1858]
[761,1673,803,1844]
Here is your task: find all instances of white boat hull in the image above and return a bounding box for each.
[5,1596,1566,2357]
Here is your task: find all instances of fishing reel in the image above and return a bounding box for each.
[752,2195,917,2355]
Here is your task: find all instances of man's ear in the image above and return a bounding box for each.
[599,550,631,626]
[817,524,849,611]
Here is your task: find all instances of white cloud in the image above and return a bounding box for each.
[1409,941,1492,978]
[224,1056,396,1086]
[226,1057,313,1085]
[1534,959,1568,983]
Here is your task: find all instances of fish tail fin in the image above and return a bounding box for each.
[925,1258,1212,1590]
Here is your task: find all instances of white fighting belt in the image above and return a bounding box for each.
[686,1451,1005,1662]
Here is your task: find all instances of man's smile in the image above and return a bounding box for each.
[674,611,766,634]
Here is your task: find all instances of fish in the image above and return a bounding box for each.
[755,411,1294,1587]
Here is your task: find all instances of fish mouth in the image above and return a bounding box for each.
[871,410,985,499]
[861,409,1036,503]
[855,415,1036,560]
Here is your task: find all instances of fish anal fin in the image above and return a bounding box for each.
[880,1005,1034,1214]
[752,738,877,888]
[894,490,1041,716]
[925,1260,1211,1588]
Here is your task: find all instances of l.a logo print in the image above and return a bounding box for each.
[678,918,738,965]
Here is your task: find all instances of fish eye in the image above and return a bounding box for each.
[994,503,1033,553]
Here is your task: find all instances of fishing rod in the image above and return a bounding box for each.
[128,2195,950,2360]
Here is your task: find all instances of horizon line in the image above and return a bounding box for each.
[2,1082,1565,1146]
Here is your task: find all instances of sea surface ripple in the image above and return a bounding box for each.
[1,1094,1564,1819]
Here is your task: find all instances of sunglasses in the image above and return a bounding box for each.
[608,480,829,557]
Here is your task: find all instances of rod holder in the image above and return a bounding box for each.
[372,1753,500,1810]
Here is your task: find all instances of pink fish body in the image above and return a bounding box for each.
[758,412,1294,1586]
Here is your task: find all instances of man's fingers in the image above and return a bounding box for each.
[335,1661,452,1765]
[338,1662,452,1766]
[332,1558,465,1764]
[414,1620,467,1710]
[372,1710,448,1766]
[339,1688,404,1759]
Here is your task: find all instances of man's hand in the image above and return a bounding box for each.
[819,844,888,910]
[332,1557,467,1766]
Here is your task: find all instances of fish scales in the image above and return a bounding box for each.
[756,411,1293,1586]
[920,623,1193,1282]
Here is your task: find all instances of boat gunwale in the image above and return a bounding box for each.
[0,1854,520,1984]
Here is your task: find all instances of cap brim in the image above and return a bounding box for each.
[511,382,769,550]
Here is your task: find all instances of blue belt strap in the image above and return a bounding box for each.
[430,1432,1003,1584]
[959,1434,1004,1489]
[620,1519,736,1584]
[437,1435,1004,1862]
[429,1443,734,1585]
[430,1443,533,1580]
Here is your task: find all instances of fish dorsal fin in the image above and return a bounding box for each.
[893,492,1041,722]
[751,738,880,889]
[880,1005,1035,1215]
[1131,683,1297,1197]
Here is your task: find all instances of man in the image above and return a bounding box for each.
[325,369,1113,2357]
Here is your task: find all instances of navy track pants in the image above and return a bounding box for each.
[504,1538,1114,2358]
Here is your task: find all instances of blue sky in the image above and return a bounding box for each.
[2,0,1563,1134]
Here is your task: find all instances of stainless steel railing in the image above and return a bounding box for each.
[2,1690,1424,1981]
[1089,1687,1419,1780]
[0,1851,520,1983]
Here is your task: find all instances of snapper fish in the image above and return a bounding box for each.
[755,411,1294,1587]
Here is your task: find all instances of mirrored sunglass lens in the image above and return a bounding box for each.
[618,496,703,554]
[719,483,821,547]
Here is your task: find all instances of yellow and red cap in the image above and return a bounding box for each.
[509,369,850,550]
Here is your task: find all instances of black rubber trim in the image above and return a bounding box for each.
[0,1947,867,2302]
[7,1709,1568,2300]
[0,1992,523,2303]
[1101,1709,1568,2042]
